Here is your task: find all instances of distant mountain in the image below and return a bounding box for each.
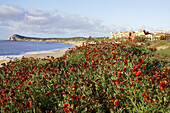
[8,34,86,41]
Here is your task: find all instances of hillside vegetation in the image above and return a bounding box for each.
[0,41,169,113]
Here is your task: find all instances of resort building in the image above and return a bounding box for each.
[110,28,150,39]
[110,28,170,41]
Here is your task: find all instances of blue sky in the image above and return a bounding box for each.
[0,0,169,39]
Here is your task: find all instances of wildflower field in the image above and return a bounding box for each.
[0,41,169,113]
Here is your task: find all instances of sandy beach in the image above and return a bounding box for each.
[0,41,83,66]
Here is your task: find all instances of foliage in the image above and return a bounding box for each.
[0,41,169,113]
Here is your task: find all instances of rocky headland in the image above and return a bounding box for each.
[8,34,85,42]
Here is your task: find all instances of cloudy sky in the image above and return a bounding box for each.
[0,0,169,40]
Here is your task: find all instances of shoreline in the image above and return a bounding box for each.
[0,41,84,66]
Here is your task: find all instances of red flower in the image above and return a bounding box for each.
[81,95,86,100]
[107,66,110,70]
[1,97,7,105]
[132,66,138,72]
[2,88,9,95]
[144,99,147,102]
[136,71,141,76]
[25,101,31,107]
[142,93,146,96]
[138,58,144,63]
[122,80,127,84]
[116,79,119,84]
[117,72,121,78]
[73,81,77,86]
[44,74,48,78]
[45,66,50,71]
[12,77,16,80]
[159,81,165,89]
[80,82,85,86]
[70,67,74,73]
[68,108,75,112]
[148,93,151,101]
[114,99,119,106]
[27,82,32,86]
[63,103,69,109]
[71,86,76,91]
[94,78,99,82]
[46,92,50,96]
[97,81,101,85]
[111,79,116,82]
[123,60,127,65]
[71,95,78,101]
[143,66,146,70]
[123,67,126,71]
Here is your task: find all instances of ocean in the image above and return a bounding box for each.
[0,40,74,60]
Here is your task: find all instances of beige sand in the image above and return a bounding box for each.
[0,41,84,67]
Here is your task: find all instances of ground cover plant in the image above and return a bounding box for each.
[0,41,169,113]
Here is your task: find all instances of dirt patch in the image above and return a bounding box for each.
[156,45,169,50]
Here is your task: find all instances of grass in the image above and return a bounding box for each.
[145,40,170,68]
[149,40,170,48]
[156,46,170,57]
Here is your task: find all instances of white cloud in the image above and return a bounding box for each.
[0,5,128,39]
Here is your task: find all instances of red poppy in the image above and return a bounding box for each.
[117,72,121,78]
[114,99,119,106]
[25,101,31,107]
[159,81,165,89]
[63,103,69,109]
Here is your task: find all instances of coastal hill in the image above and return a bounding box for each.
[8,34,86,42]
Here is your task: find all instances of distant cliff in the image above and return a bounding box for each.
[8,34,85,42]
